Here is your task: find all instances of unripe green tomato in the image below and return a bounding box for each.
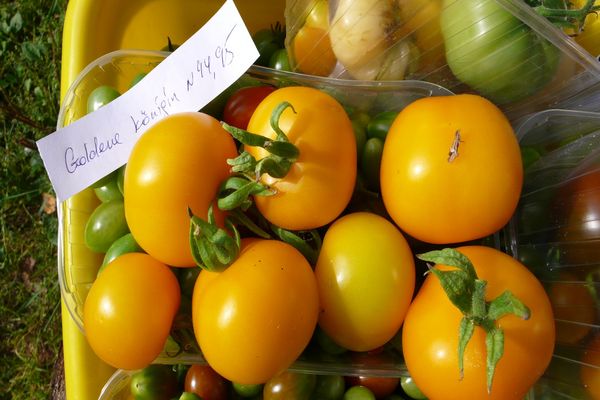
[99,233,143,274]
[84,199,129,253]
[87,85,120,113]
[313,375,346,400]
[130,364,179,400]
[361,137,384,191]
[94,177,123,202]
[232,381,263,397]
[366,111,398,141]
[400,376,427,399]
[344,385,376,400]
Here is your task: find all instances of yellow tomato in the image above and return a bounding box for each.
[246,86,356,230]
[124,112,237,267]
[571,0,600,56]
[192,239,319,384]
[380,94,523,244]
[315,212,415,352]
[83,253,180,370]
[292,25,337,76]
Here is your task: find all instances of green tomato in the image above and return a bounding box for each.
[130,364,179,400]
[232,382,263,397]
[400,376,427,400]
[84,199,129,253]
[520,146,542,170]
[117,165,126,195]
[253,26,285,66]
[360,137,384,191]
[94,176,123,202]
[313,375,346,400]
[130,72,147,88]
[178,393,202,400]
[344,386,376,400]
[269,48,291,71]
[177,267,201,298]
[263,371,316,400]
[87,85,120,113]
[441,0,559,104]
[351,119,367,162]
[99,233,143,275]
[316,326,348,355]
[90,169,118,189]
[366,111,398,141]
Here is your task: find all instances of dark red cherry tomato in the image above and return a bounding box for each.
[222,85,276,130]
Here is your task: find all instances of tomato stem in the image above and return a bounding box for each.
[448,130,462,163]
[419,248,531,394]
[533,0,600,31]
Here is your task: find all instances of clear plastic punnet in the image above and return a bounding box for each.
[284,0,600,121]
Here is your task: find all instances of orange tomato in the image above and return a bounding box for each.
[548,272,597,345]
[380,94,523,244]
[402,246,555,400]
[192,239,319,384]
[83,253,180,370]
[245,86,356,230]
[581,333,600,399]
[124,112,237,267]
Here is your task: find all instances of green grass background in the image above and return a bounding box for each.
[1,1,68,398]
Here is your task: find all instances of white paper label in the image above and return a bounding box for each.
[37,0,259,201]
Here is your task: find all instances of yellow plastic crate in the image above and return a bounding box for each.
[59,1,285,399]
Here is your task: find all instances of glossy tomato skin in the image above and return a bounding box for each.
[263,371,316,400]
[345,376,398,398]
[192,239,319,384]
[581,333,600,399]
[315,212,415,352]
[441,0,559,104]
[246,86,357,230]
[380,94,523,244]
[184,364,228,400]
[222,86,276,130]
[124,112,237,267]
[83,253,180,370]
[402,246,555,400]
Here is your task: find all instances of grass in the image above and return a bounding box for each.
[0,0,68,398]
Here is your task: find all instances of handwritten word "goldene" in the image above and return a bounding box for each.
[64,133,123,174]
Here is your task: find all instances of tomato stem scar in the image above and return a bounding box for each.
[448,130,462,163]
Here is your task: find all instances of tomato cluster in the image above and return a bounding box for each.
[127,363,426,400]
[80,53,560,399]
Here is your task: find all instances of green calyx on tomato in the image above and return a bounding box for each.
[530,0,600,29]
[253,22,286,67]
[417,248,531,393]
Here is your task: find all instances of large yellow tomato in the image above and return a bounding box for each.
[246,86,356,230]
[191,239,319,384]
[315,212,415,352]
[380,94,523,244]
[402,246,555,400]
[124,112,237,267]
[83,253,180,370]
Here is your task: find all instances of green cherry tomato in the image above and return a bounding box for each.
[316,327,348,355]
[99,233,143,274]
[90,169,118,189]
[361,137,384,191]
[130,72,147,88]
[344,385,376,400]
[313,375,346,400]
[269,48,291,71]
[117,165,126,195]
[84,199,129,253]
[232,382,263,397]
[178,267,201,298]
[130,364,179,400]
[87,85,120,113]
[94,176,123,202]
[351,119,367,161]
[253,26,285,66]
[366,111,398,141]
[178,393,202,400]
[263,371,316,400]
[400,376,427,399]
